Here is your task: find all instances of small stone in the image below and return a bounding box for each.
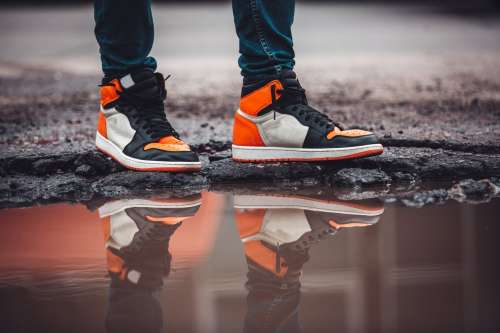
[75,164,95,177]
[401,189,449,208]
[360,89,372,99]
[392,172,417,183]
[209,150,232,162]
[449,179,496,203]
[331,168,390,188]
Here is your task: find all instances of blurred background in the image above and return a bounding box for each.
[1,0,500,155]
[4,0,500,11]
[2,0,499,83]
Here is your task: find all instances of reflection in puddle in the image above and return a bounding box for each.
[0,191,498,333]
[234,194,383,333]
[99,195,203,333]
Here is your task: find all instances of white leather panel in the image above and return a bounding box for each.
[236,109,309,148]
[103,106,136,150]
[258,113,308,147]
[260,209,312,245]
[107,211,139,250]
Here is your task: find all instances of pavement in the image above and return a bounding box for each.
[1,4,500,207]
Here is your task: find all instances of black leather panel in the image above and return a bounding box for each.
[303,127,379,148]
[123,132,198,163]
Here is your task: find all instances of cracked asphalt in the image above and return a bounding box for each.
[1,4,500,207]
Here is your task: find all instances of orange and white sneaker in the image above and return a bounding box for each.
[232,70,384,162]
[98,195,201,288]
[235,192,384,278]
[96,69,201,172]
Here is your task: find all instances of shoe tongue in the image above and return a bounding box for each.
[279,70,300,89]
[123,69,165,100]
[130,68,155,83]
[280,69,297,79]
[277,70,307,105]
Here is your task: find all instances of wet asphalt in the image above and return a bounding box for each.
[1,4,500,207]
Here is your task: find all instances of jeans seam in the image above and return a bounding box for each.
[249,0,282,74]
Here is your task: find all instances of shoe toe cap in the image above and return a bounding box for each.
[327,132,381,148]
[132,148,200,163]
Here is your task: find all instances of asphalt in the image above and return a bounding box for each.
[1,4,500,207]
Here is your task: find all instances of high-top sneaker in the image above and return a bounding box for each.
[99,196,200,333]
[96,69,201,172]
[98,195,201,289]
[235,194,383,333]
[234,193,384,273]
[232,70,384,162]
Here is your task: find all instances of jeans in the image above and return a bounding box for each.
[94,0,295,79]
[244,268,302,333]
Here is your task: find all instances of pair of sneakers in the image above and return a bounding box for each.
[98,192,383,288]
[96,69,383,172]
[99,193,383,332]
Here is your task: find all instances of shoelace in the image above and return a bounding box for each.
[288,225,337,253]
[270,84,343,133]
[100,74,179,140]
[121,223,178,256]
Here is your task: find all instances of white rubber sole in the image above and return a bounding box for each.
[232,143,383,162]
[99,197,202,217]
[96,132,201,172]
[234,194,384,216]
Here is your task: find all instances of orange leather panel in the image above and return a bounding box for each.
[329,220,371,229]
[236,209,266,238]
[327,128,371,140]
[232,112,265,146]
[244,240,287,278]
[106,248,124,274]
[97,112,107,138]
[239,80,283,116]
[100,79,123,108]
[144,136,191,152]
[145,215,187,225]
[101,216,110,241]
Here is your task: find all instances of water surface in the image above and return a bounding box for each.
[0,191,498,333]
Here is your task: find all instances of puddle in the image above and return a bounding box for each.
[0,190,499,333]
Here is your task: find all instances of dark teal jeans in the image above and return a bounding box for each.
[94,0,295,79]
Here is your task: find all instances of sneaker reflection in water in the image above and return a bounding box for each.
[234,193,384,333]
[97,195,202,333]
